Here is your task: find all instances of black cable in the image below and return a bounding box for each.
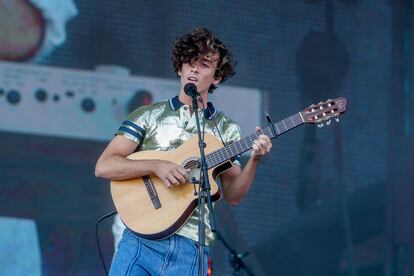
[207,102,244,169]
[95,210,117,276]
[200,99,206,144]
[207,104,227,147]
[334,123,357,276]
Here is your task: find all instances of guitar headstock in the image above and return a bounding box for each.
[301,97,347,127]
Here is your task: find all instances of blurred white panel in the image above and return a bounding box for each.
[0,61,263,140]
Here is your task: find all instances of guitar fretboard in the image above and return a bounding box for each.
[206,112,304,168]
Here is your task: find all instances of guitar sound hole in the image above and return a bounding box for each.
[182,158,199,170]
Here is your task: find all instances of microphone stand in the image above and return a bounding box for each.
[191,95,217,276]
[216,231,255,276]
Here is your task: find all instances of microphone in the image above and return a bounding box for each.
[184,83,198,98]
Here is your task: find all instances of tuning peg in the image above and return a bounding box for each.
[326,119,331,125]
[317,123,324,128]
[335,117,340,122]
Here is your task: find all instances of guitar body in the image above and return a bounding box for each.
[110,133,226,240]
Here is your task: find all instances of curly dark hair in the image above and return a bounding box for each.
[172,27,236,93]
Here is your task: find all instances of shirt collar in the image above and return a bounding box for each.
[169,96,217,120]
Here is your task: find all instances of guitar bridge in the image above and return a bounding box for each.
[143,176,161,209]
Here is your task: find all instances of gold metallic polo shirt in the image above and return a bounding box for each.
[116,95,241,243]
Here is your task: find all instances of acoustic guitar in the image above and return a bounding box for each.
[111,97,347,239]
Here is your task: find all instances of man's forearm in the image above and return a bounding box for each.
[95,155,156,181]
[223,157,261,205]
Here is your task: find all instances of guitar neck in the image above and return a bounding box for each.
[206,112,305,169]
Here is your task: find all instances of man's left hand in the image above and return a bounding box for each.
[251,126,272,161]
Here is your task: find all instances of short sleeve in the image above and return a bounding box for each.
[116,105,151,146]
[224,122,242,167]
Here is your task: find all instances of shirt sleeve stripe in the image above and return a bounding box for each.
[118,126,144,142]
[234,155,241,162]
[233,155,242,167]
[122,120,146,136]
[121,124,145,138]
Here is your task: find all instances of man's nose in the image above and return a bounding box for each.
[190,62,198,72]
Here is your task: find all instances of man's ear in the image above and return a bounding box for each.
[213,76,221,85]
[177,70,182,76]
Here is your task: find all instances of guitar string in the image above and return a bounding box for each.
[141,113,305,200]
[142,113,305,189]
[205,112,304,166]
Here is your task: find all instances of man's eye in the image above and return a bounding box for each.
[202,63,210,67]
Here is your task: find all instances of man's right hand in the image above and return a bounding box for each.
[153,160,190,188]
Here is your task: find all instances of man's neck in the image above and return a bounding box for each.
[178,91,209,112]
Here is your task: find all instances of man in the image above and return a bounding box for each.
[95,27,272,275]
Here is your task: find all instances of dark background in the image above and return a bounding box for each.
[1,0,414,275]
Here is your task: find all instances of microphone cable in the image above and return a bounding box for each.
[96,210,117,276]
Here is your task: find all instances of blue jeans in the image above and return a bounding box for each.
[109,229,209,276]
